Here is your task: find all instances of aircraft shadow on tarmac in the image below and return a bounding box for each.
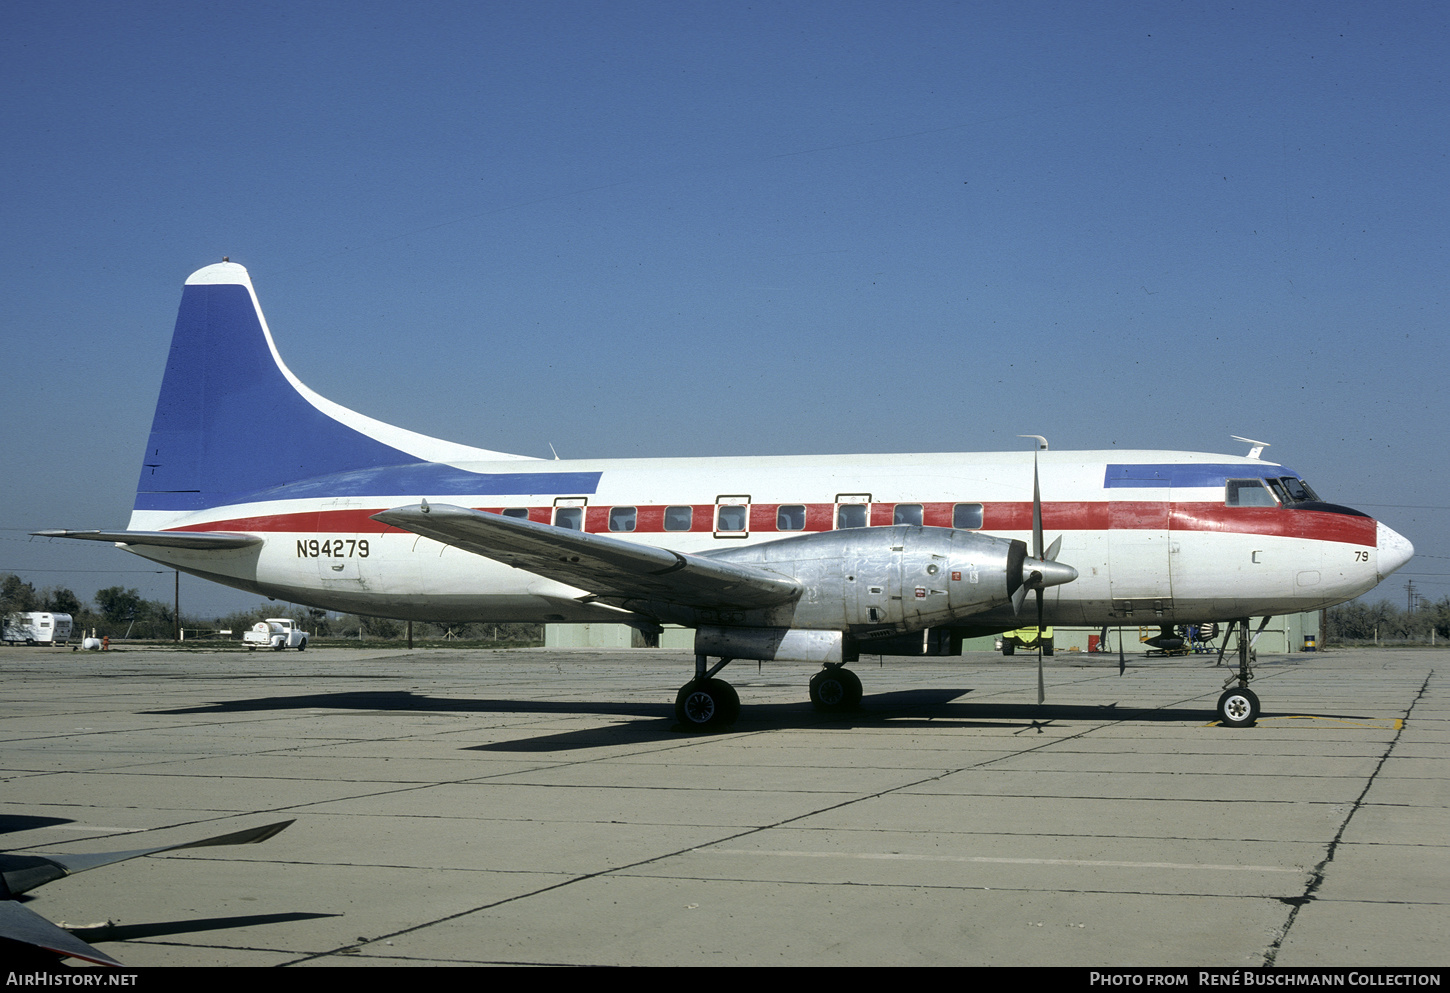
[0,816,75,836]
[146,689,1280,751]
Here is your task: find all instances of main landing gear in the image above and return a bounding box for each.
[673,657,866,730]
[674,655,741,730]
[808,665,862,712]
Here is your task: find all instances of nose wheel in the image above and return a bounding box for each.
[1216,686,1260,727]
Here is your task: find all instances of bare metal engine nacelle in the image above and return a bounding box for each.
[687,525,1044,661]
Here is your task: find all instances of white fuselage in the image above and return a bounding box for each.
[121,448,1403,630]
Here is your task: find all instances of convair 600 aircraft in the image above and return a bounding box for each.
[44,262,1413,729]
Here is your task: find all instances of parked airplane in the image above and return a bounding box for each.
[41,262,1413,729]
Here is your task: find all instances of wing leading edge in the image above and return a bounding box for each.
[372,503,801,611]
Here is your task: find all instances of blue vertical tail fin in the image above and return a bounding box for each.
[133,262,533,519]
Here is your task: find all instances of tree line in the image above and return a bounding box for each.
[1,573,541,644]
[1325,596,1450,645]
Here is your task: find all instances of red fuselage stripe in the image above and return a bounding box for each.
[171,501,1378,545]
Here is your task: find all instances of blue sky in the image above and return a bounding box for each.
[1,0,1445,618]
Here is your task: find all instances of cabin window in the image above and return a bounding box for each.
[502,508,530,519]
[836,504,867,529]
[1225,479,1277,507]
[554,507,584,530]
[893,504,923,526]
[664,506,693,531]
[952,503,983,529]
[777,505,806,530]
[608,507,637,532]
[717,505,748,532]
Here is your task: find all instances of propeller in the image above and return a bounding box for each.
[1010,450,1077,704]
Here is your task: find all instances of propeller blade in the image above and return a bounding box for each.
[1032,451,1044,560]
[1036,586,1045,704]
[1045,535,1062,562]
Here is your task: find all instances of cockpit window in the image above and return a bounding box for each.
[1280,477,1321,503]
[1225,479,1278,507]
[1266,478,1291,505]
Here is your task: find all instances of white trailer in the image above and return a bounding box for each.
[2,612,74,645]
[243,618,309,651]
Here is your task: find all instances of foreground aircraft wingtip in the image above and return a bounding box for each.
[185,260,251,286]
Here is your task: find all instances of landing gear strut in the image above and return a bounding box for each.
[1216,616,1261,727]
[809,665,862,712]
[674,655,740,730]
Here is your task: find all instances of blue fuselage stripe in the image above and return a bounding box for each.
[1103,463,1296,488]
[136,466,603,511]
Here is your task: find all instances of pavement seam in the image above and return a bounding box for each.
[1260,667,1434,967]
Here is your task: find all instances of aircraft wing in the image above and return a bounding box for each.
[33,529,263,550]
[0,820,295,898]
[373,503,801,611]
[0,820,292,967]
[0,900,123,967]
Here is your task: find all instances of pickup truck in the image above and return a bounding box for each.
[243,618,309,651]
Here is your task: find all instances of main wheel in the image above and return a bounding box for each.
[809,667,863,712]
[675,678,740,730]
[1216,687,1260,727]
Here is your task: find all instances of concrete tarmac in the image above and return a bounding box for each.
[1,644,1444,968]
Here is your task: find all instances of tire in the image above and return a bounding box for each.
[1217,687,1260,728]
[1042,637,1054,657]
[675,678,739,730]
[297,638,307,651]
[810,667,862,712]
[1002,641,1016,656]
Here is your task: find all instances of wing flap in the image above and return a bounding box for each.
[372,503,800,611]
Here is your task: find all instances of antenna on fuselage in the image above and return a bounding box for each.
[1231,436,1271,459]
[548,443,561,460]
[1018,435,1049,451]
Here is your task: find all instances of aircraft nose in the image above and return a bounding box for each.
[1377,521,1414,580]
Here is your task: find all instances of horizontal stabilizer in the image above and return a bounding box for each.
[373,503,801,611]
[33,529,262,549]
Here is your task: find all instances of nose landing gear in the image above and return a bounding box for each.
[1215,616,1264,727]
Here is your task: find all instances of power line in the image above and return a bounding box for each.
[1,567,168,574]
